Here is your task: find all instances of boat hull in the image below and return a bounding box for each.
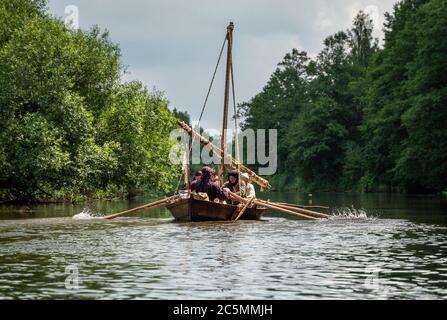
[166,197,265,222]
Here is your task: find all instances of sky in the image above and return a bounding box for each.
[47,0,396,130]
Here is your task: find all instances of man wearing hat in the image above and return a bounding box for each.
[239,173,256,199]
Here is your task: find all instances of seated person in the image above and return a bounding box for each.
[223,171,256,203]
[192,171,202,182]
[191,166,228,203]
[210,168,220,186]
[239,173,256,199]
[223,170,240,193]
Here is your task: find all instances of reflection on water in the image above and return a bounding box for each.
[0,193,446,299]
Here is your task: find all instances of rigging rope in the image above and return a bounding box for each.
[190,33,228,168]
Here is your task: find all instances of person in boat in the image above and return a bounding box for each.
[210,167,220,186]
[239,173,256,199]
[222,170,241,204]
[223,171,256,203]
[192,171,202,182]
[223,170,240,192]
[190,166,228,203]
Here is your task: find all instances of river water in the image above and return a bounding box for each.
[0,193,446,300]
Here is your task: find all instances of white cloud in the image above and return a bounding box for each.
[48,0,396,129]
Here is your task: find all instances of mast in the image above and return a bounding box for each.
[183,134,191,189]
[219,22,234,186]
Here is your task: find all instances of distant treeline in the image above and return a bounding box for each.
[0,0,180,202]
[241,0,446,194]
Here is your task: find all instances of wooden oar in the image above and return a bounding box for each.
[254,200,320,221]
[102,196,178,220]
[228,192,320,221]
[256,200,330,219]
[276,202,330,210]
[233,197,254,222]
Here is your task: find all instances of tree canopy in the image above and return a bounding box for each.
[241,0,446,194]
[0,0,180,201]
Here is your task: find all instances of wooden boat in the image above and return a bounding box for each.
[166,22,271,222]
[166,197,266,222]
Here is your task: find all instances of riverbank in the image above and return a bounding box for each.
[0,189,166,205]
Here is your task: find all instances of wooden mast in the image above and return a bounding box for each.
[183,134,191,188]
[219,22,234,185]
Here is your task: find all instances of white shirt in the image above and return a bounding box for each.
[246,183,256,198]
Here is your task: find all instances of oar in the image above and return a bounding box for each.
[254,200,320,221]
[256,200,330,219]
[228,192,320,221]
[102,195,178,220]
[233,197,254,222]
[276,202,330,210]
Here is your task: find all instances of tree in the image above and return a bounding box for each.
[396,0,447,192]
[0,0,181,201]
[97,82,179,195]
[239,1,445,194]
[286,13,377,191]
[172,108,191,125]
[0,0,47,47]
[287,96,348,190]
[241,49,311,183]
[360,0,445,193]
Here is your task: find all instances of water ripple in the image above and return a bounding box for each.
[0,213,446,299]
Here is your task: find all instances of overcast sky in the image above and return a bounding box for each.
[48,0,396,130]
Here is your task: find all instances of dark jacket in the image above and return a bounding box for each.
[191,167,228,201]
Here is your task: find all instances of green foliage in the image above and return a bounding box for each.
[0,0,47,47]
[3,113,70,200]
[241,49,312,179]
[242,1,446,194]
[172,108,191,125]
[288,97,348,190]
[242,11,377,191]
[362,0,446,193]
[0,0,181,201]
[97,82,179,194]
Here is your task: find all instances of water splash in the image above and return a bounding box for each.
[329,206,374,220]
[72,207,96,220]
